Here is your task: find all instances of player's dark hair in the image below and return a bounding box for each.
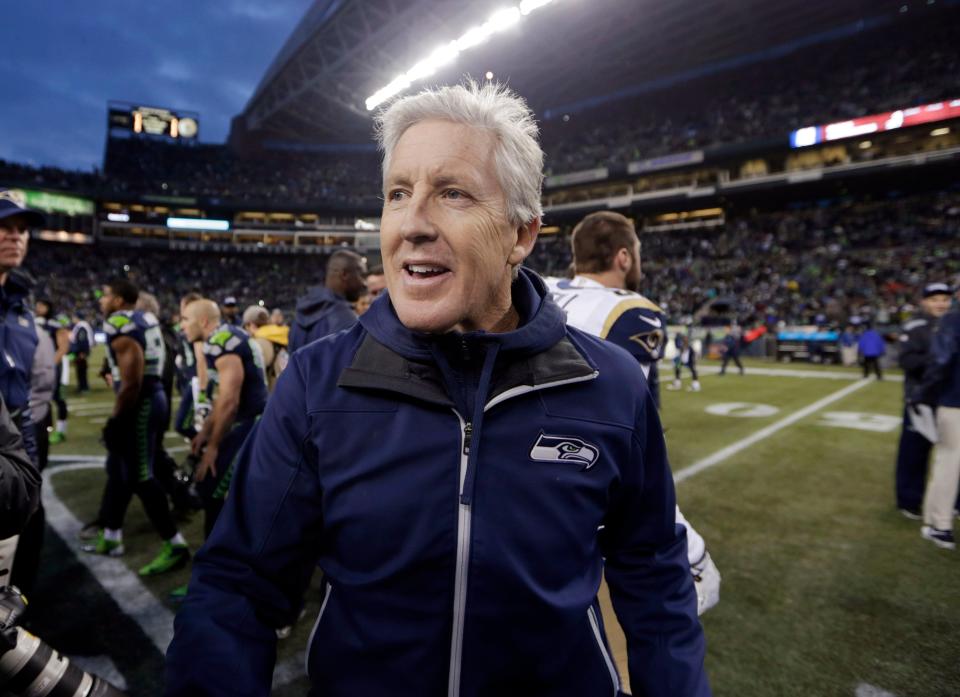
[107,277,139,306]
[571,211,638,274]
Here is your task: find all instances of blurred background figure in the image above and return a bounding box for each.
[288,249,366,352]
[895,282,953,519]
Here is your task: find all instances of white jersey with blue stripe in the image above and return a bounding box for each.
[545,275,666,378]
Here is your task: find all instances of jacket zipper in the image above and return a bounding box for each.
[446,371,599,697]
[305,582,333,678]
[588,605,621,696]
[448,411,472,697]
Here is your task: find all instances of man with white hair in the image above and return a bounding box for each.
[166,83,709,697]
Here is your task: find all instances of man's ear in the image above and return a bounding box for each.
[615,247,632,272]
[508,217,541,267]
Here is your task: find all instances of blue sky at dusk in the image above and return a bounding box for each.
[1,0,312,171]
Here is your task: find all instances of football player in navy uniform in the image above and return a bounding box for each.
[895,282,952,519]
[181,298,268,538]
[546,210,719,614]
[670,327,701,392]
[84,277,189,576]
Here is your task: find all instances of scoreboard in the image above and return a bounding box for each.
[108,103,199,140]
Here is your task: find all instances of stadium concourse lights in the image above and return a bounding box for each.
[166,217,230,232]
[364,0,556,111]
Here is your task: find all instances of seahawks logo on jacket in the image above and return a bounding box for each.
[529,432,600,469]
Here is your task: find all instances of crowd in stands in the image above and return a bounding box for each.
[542,8,960,173]
[23,190,960,333]
[25,242,326,322]
[526,190,960,327]
[2,7,957,207]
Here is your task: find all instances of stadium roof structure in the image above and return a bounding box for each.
[234,0,931,148]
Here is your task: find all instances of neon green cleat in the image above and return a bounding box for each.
[81,531,124,557]
[168,584,189,602]
[138,541,190,577]
[49,432,66,445]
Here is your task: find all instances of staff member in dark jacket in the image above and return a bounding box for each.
[166,82,708,697]
[895,283,952,518]
[0,190,42,580]
[914,290,960,550]
[287,250,366,352]
[0,395,39,541]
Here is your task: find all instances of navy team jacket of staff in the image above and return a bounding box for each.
[0,186,43,464]
[166,269,707,697]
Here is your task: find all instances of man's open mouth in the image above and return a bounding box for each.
[404,263,450,279]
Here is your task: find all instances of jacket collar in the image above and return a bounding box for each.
[357,268,566,362]
[341,268,596,407]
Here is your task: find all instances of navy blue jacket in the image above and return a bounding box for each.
[288,286,357,353]
[858,329,885,358]
[722,334,740,356]
[0,272,38,462]
[165,269,709,697]
[916,310,960,408]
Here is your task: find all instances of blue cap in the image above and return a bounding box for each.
[222,296,238,306]
[0,189,45,228]
[923,282,952,298]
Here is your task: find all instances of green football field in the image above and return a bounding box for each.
[30,351,960,696]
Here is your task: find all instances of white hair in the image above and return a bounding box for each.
[374,81,544,226]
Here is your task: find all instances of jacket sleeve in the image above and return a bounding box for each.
[897,323,929,377]
[0,398,40,538]
[915,314,960,404]
[600,388,710,696]
[165,354,323,697]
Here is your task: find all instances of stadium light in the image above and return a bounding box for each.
[365,0,556,111]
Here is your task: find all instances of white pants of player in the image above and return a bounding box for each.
[840,346,858,366]
[0,535,18,582]
[922,406,960,531]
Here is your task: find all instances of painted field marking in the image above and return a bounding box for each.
[44,460,306,689]
[818,411,900,433]
[675,378,872,484]
[705,402,780,418]
[690,364,902,382]
[855,683,898,697]
[43,464,176,656]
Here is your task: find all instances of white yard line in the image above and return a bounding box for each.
[43,463,176,655]
[44,460,306,688]
[674,378,872,484]
[692,364,902,382]
[855,683,898,697]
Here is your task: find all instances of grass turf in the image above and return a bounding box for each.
[38,353,960,696]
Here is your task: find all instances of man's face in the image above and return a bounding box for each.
[380,119,535,333]
[342,259,369,303]
[625,239,642,293]
[180,303,206,343]
[36,300,50,318]
[223,304,237,318]
[366,273,387,298]
[99,286,120,317]
[922,294,951,318]
[0,214,30,273]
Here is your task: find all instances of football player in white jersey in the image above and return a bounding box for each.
[545,211,719,614]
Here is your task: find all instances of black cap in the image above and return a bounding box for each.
[923,282,952,298]
[0,189,45,228]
